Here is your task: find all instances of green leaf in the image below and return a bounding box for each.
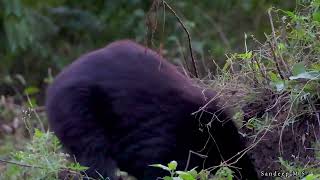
[34,129,44,139]
[277,43,286,52]
[149,164,170,172]
[198,170,209,180]
[302,174,320,180]
[26,98,37,107]
[282,10,296,18]
[215,167,234,180]
[68,162,88,171]
[270,78,286,92]
[313,11,320,22]
[188,168,198,178]
[274,81,285,92]
[177,171,195,180]
[269,72,280,82]
[168,161,178,171]
[289,71,320,80]
[164,176,173,180]
[236,51,253,60]
[24,86,39,95]
[292,63,306,76]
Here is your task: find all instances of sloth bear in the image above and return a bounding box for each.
[46,40,257,180]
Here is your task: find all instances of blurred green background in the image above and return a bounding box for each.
[0,0,294,102]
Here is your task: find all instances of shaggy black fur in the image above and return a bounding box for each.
[46,40,258,180]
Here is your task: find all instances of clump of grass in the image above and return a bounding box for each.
[206,0,320,179]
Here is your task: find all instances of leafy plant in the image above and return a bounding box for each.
[0,129,86,180]
[150,160,234,180]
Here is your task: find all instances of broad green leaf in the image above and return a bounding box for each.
[292,63,306,76]
[177,171,195,180]
[289,71,320,80]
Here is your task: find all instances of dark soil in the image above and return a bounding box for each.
[242,109,320,179]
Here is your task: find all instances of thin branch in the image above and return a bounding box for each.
[268,9,290,78]
[162,0,199,78]
[184,150,208,171]
[0,159,82,179]
[0,159,42,169]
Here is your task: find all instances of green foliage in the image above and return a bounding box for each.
[0,0,149,89]
[220,1,320,179]
[0,129,86,180]
[225,0,320,108]
[150,161,234,180]
[245,117,265,130]
[214,167,234,180]
[303,174,320,180]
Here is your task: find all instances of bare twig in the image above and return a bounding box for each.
[162,0,199,78]
[0,159,83,179]
[0,159,42,169]
[265,92,290,112]
[184,150,208,171]
[208,102,289,172]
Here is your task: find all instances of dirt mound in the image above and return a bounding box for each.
[242,100,320,179]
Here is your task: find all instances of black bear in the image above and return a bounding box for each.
[46,40,257,180]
